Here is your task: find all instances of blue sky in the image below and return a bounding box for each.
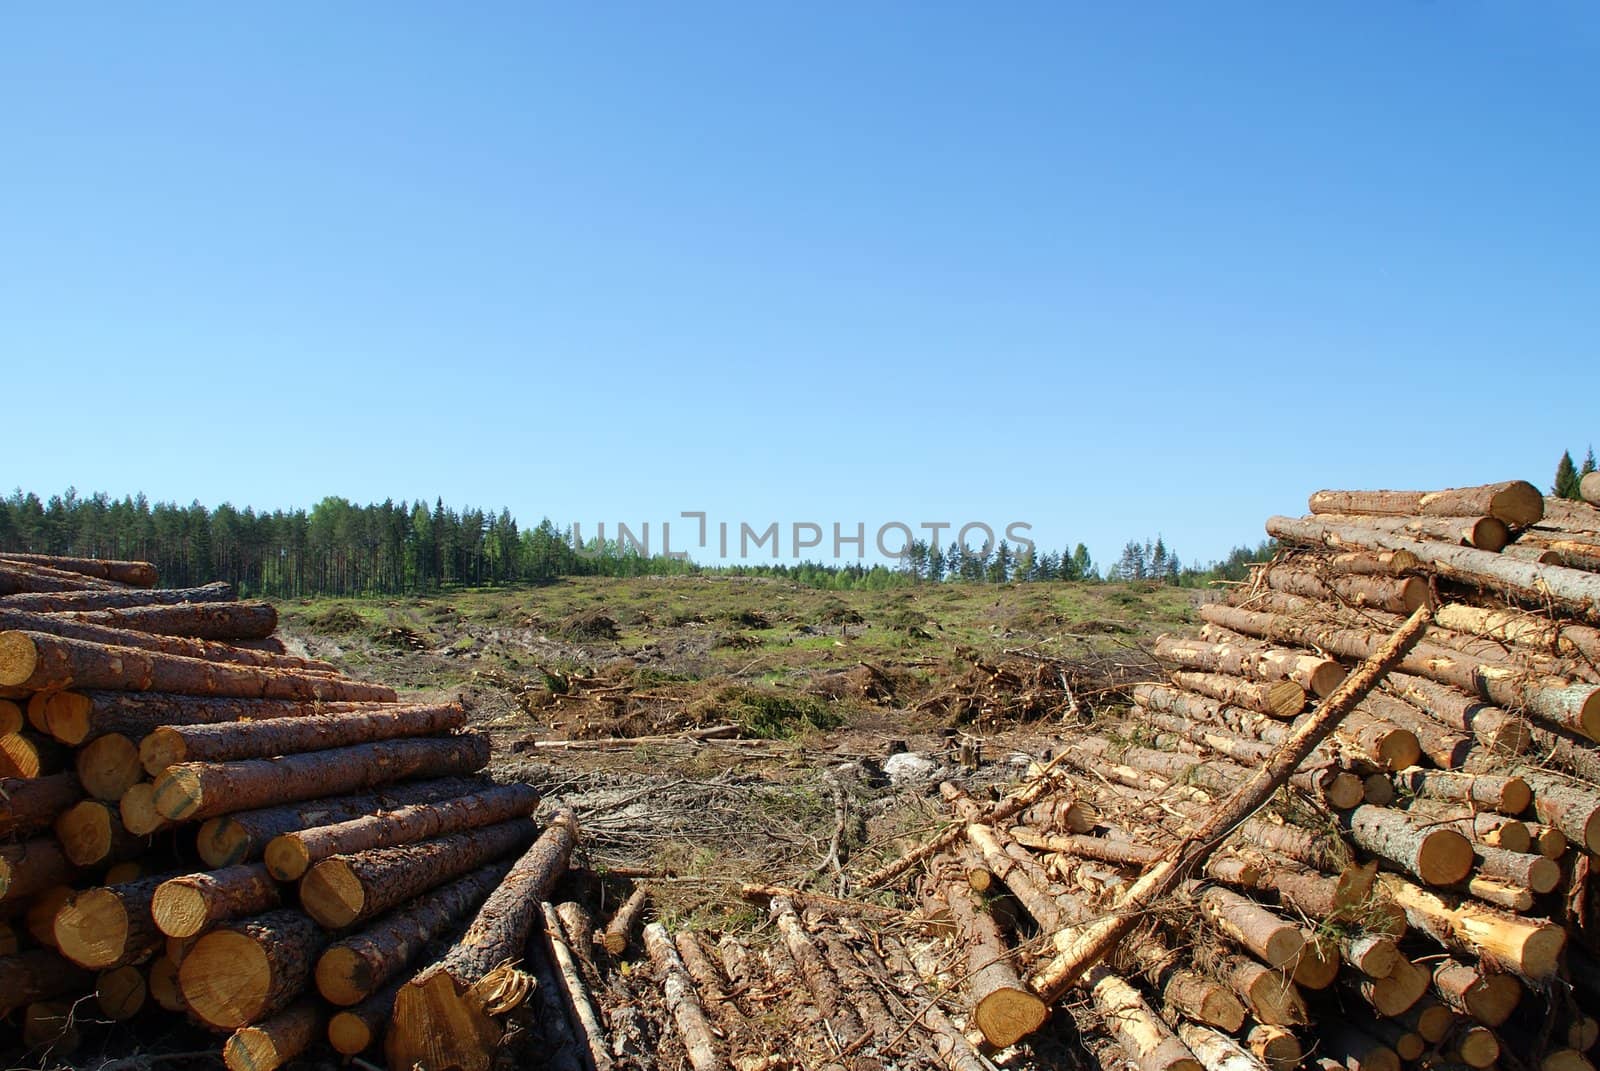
[3,4,1595,569]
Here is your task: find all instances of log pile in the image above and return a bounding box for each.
[829,480,1600,1071]
[0,553,548,1070]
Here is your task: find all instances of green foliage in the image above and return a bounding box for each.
[1555,450,1582,499]
[702,686,845,739]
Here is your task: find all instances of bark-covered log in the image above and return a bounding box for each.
[223,999,322,1071]
[0,608,327,672]
[142,702,468,775]
[264,781,538,881]
[1177,1023,1269,1071]
[1325,549,1423,576]
[1341,804,1474,886]
[1220,955,1307,1026]
[45,690,371,746]
[316,859,511,1005]
[1259,565,1433,615]
[1405,801,1531,851]
[0,696,21,733]
[1392,767,1531,815]
[154,732,489,822]
[1202,600,1600,739]
[767,893,862,1041]
[0,836,76,902]
[1519,769,1600,853]
[1293,512,1511,550]
[1358,953,1430,1015]
[0,772,82,836]
[644,922,727,1071]
[54,873,170,970]
[1308,482,1544,524]
[0,553,158,588]
[0,949,94,1015]
[179,908,329,1029]
[1196,885,1304,968]
[1383,672,1532,753]
[0,629,397,702]
[195,776,488,867]
[1266,515,1600,625]
[1474,842,1560,893]
[1379,873,1564,978]
[1088,964,1202,1071]
[1435,603,1600,665]
[1359,692,1472,768]
[328,978,403,1055]
[1169,671,1306,717]
[0,560,121,594]
[1155,633,1345,697]
[54,799,141,867]
[599,885,650,956]
[933,871,1047,1046]
[1432,957,1521,1026]
[1245,1025,1301,1071]
[1010,826,1164,867]
[49,600,277,641]
[152,864,283,939]
[0,581,234,612]
[549,902,613,1071]
[1124,932,1245,1032]
[147,953,184,1011]
[300,817,534,929]
[385,810,577,1071]
[1019,793,1100,834]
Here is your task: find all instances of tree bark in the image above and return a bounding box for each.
[1259,565,1432,615]
[264,781,538,881]
[0,560,122,594]
[1341,805,1474,886]
[1308,481,1544,524]
[932,873,1047,1047]
[0,629,397,702]
[0,553,158,588]
[1202,600,1600,739]
[1088,964,1203,1071]
[1155,633,1345,697]
[767,893,863,1042]
[315,859,511,1006]
[153,732,490,822]
[1,836,77,903]
[1379,873,1564,978]
[48,600,278,640]
[223,999,322,1071]
[0,772,82,836]
[44,689,373,746]
[1435,603,1600,665]
[152,864,283,938]
[0,608,327,672]
[1219,955,1307,1026]
[54,873,170,970]
[300,816,535,928]
[1382,671,1532,753]
[1027,605,1433,1004]
[1266,514,1600,625]
[195,775,489,867]
[1518,769,1600,853]
[141,701,468,774]
[1358,692,1471,768]
[1195,885,1304,968]
[644,922,727,1071]
[385,810,577,1071]
[179,908,328,1029]
[546,902,613,1071]
[1177,1023,1270,1071]
[0,580,234,612]
[1432,957,1522,1026]
[1169,671,1306,717]
[599,885,651,956]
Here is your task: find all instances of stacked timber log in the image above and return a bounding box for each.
[833,479,1600,1071]
[0,553,559,1071]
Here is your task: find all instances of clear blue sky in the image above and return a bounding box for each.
[3,4,1595,569]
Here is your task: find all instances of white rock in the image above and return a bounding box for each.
[883,752,938,785]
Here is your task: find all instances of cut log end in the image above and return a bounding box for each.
[1267,680,1307,718]
[299,859,365,929]
[1309,662,1348,698]
[973,988,1049,1049]
[314,946,373,1006]
[262,838,313,882]
[54,889,132,969]
[151,883,210,940]
[139,727,186,776]
[0,632,40,686]
[1416,828,1475,886]
[328,1008,377,1055]
[385,968,502,1071]
[96,963,147,1020]
[151,767,205,822]
[178,929,272,1029]
[120,783,172,836]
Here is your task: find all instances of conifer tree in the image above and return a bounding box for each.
[1555,450,1582,499]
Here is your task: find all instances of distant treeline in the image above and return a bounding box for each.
[1553,447,1597,500]
[0,489,1273,597]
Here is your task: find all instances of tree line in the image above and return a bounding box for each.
[0,488,1271,597]
[1553,447,1597,500]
